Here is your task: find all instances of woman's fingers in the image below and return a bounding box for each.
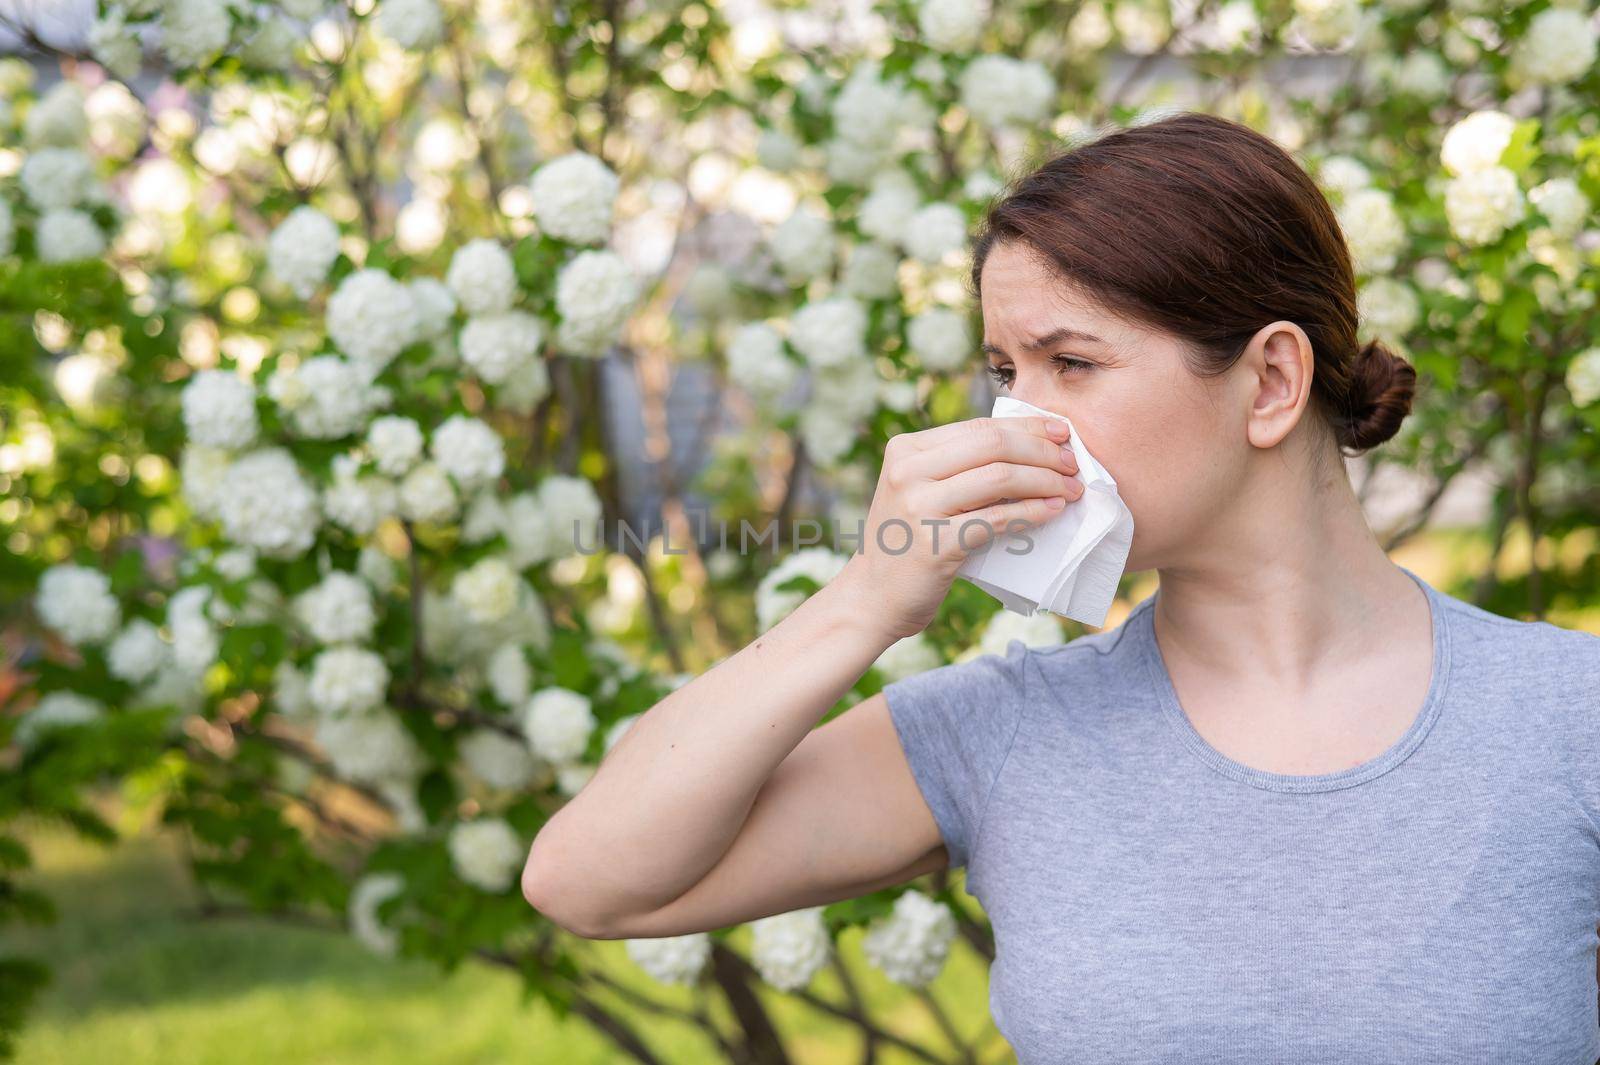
[894,415,1069,457]
[899,417,1078,483]
[935,460,1083,516]
[946,496,1070,554]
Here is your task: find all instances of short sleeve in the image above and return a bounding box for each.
[881,636,1031,872]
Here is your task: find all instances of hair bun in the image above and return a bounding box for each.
[1339,339,1416,453]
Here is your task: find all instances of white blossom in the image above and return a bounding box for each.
[446,238,518,316]
[451,556,520,623]
[859,171,921,245]
[901,203,967,264]
[166,585,219,676]
[755,548,849,632]
[459,311,545,385]
[23,82,87,148]
[529,152,619,245]
[1528,178,1589,239]
[978,609,1062,655]
[1566,347,1600,407]
[430,415,505,492]
[348,872,405,956]
[317,708,422,784]
[323,463,398,536]
[788,297,867,369]
[239,14,297,69]
[396,461,458,524]
[295,572,377,645]
[624,934,710,985]
[769,208,835,285]
[88,9,143,80]
[861,890,957,987]
[1316,155,1370,201]
[35,564,120,645]
[502,476,603,566]
[959,55,1055,128]
[1508,8,1597,88]
[1336,188,1405,274]
[1440,110,1515,177]
[160,0,231,67]
[756,128,802,171]
[1445,166,1524,246]
[181,445,231,520]
[917,0,987,51]
[497,354,552,413]
[408,277,458,339]
[36,209,106,263]
[750,906,832,991]
[182,369,258,449]
[308,645,390,716]
[906,308,972,371]
[520,687,595,763]
[217,448,320,558]
[1289,0,1358,49]
[726,322,798,402]
[273,660,314,719]
[326,269,420,372]
[366,416,425,477]
[267,206,341,298]
[459,727,537,791]
[486,643,531,707]
[271,356,387,439]
[447,817,524,892]
[554,250,638,357]
[841,241,901,301]
[874,632,942,682]
[107,618,169,684]
[15,692,104,748]
[1356,278,1420,343]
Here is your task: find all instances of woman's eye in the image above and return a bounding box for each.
[1049,354,1093,375]
[984,364,1013,386]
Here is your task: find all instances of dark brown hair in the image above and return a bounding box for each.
[970,112,1416,456]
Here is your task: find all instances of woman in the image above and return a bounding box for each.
[522,113,1600,1061]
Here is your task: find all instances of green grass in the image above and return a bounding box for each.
[10,803,1007,1065]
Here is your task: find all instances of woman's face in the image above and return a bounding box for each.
[976,240,1256,572]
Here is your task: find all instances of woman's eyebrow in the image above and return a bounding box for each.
[981,327,1105,357]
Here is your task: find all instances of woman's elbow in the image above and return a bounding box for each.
[520,830,619,940]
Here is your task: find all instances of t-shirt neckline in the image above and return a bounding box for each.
[1136,564,1453,793]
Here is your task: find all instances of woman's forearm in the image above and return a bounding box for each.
[520,556,896,929]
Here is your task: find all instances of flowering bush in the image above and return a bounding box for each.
[3,0,1598,1058]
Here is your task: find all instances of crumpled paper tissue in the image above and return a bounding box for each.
[954,395,1135,628]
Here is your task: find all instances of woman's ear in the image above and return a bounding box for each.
[1240,320,1315,450]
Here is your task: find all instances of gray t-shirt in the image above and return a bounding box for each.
[884,564,1600,1063]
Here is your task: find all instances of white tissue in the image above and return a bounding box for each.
[955,395,1135,628]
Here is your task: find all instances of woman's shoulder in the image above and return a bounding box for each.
[1431,583,1600,690]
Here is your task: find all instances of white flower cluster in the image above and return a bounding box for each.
[916,0,987,52]
[529,152,619,246]
[726,322,798,403]
[35,564,120,646]
[450,556,520,623]
[216,448,321,558]
[826,63,934,184]
[749,906,832,991]
[294,571,377,645]
[447,817,525,892]
[788,296,867,369]
[1356,278,1420,344]
[327,269,421,372]
[396,461,457,525]
[1336,188,1405,275]
[325,454,400,535]
[624,933,711,984]
[308,644,389,716]
[873,632,942,682]
[459,311,546,386]
[520,687,595,763]
[431,415,505,492]
[181,369,259,449]
[1438,111,1527,247]
[902,203,967,265]
[366,416,424,476]
[958,55,1055,129]
[906,308,972,372]
[268,356,389,440]
[1289,0,1359,50]
[160,0,231,66]
[755,548,849,632]
[769,207,835,285]
[554,250,639,356]
[267,206,341,298]
[315,710,422,786]
[1567,347,1600,408]
[1508,7,1597,89]
[501,475,604,566]
[458,727,537,791]
[1528,178,1589,239]
[860,889,957,987]
[447,239,518,316]
[841,241,900,301]
[107,618,170,684]
[16,116,109,265]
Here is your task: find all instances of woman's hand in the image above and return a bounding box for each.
[834,415,1084,642]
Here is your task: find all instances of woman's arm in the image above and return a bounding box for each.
[520,416,1081,938]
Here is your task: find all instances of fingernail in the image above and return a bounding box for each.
[1060,443,1076,467]
[1045,420,1069,440]
[1045,496,1066,509]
